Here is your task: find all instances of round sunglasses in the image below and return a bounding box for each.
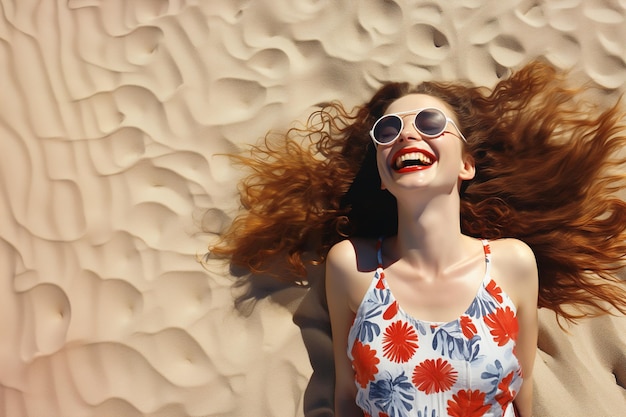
[369,107,467,146]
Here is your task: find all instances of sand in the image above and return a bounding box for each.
[0,0,625,416]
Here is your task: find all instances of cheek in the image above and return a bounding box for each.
[376,150,391,188]
[376,149,391,173]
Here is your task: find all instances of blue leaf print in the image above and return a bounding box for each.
[431,324,482,362]
[468,336,481,362]
[480,359,504,397]
[416,406,439,417]
[353,282,395,343]
[467,288,498,319]
[414,320,429,336]
[373,287,392,305]
[355,304,382,343]
[357,320,380,344]
[369,371,415,417]
[354,299,384,343]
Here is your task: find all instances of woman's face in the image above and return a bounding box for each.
[374,94,474,199]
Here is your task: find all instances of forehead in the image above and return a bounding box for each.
[385,94,452,115]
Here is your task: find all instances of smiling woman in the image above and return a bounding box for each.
[207,60,626,417]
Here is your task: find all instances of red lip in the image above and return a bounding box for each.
[391,147,437,173]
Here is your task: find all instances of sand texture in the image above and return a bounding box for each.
[1,0,625,416]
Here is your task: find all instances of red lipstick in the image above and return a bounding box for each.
[391,147,437,173]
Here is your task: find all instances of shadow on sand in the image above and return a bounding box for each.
[229,263,335,417]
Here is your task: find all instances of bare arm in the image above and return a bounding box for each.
[512,269,538,417]
[325,241,364,417]
[493,239,539,417]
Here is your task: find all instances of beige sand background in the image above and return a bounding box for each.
[1,0,625,416]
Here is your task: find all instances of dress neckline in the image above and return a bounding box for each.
[374,237,492,327]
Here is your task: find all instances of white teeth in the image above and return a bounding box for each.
[395,152,433,169]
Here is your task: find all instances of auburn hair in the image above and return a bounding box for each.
[207,60,626,321]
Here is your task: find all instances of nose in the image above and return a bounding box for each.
[397,118,421,143]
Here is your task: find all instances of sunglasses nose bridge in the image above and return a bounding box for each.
[396,114,423,142]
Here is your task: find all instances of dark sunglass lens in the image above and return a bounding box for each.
[374,116,402,143]
[415,109,446,136]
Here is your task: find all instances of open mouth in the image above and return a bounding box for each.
[392,148,436,172]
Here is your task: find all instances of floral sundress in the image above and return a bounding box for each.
[347,239,523,417]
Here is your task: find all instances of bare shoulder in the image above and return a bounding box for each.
[489,238,537,279]
[488,238,538,305]
[326,237,379,312]
[327,239,357,264]
[326,237,380,274]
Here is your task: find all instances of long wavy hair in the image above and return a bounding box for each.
[208,60,626,321]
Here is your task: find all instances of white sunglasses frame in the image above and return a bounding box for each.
[369,107,467,146]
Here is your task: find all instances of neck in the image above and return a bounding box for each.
[394,192,467,275]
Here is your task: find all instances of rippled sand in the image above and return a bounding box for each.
[1,1,625,416]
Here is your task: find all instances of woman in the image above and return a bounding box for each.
[208,61,626,416]
[326,92,536,417]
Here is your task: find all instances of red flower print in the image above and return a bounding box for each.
[447,389,491,417]
[460,315,477,339]
[412,358,458,394]
[351,340,380,388]
[495,371,517,408]
[382,320,418,363]
[484,306,519,346]
[485,279,503,303]
[379,414,390,417]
